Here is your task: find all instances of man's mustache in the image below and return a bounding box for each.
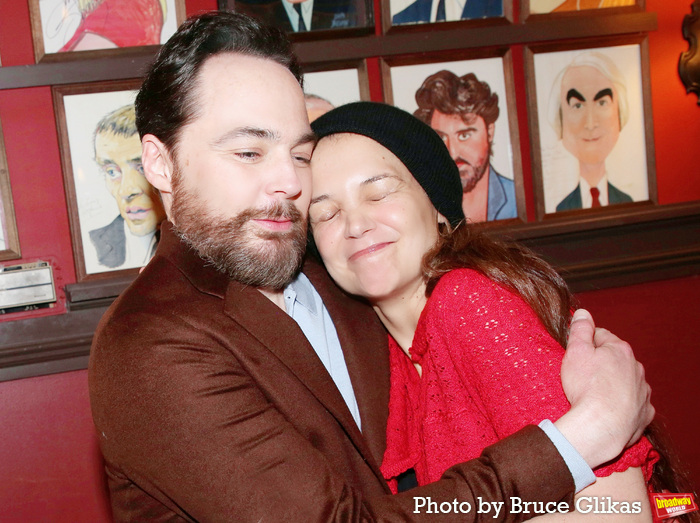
[243,202,303,223]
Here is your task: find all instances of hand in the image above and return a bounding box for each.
[554,309,654,468]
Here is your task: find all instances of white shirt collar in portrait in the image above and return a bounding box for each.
[282,0,315,31]
[123,220,158,268]
[579,174,609,208]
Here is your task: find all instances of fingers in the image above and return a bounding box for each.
[567,309,595,353]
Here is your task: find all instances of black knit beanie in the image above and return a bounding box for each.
[311,101,465,228]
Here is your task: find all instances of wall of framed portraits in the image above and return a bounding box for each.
[0,0,699,519]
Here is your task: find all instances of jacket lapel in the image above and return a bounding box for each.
[222,264,388,485]
[303,261,391,479]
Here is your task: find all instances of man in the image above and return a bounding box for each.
[230,0,365,32]
[392,0,501,25]
[89,104,165,269]
[415,70,516,222]
[89,12,653,521]
[548,52,634,212]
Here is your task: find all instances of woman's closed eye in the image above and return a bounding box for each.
[310,204,339,224]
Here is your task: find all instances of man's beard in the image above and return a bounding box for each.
[457,142,491,194]
[169,171,307,290]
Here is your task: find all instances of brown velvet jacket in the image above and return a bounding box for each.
[88,222,575,522]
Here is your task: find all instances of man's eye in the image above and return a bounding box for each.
[457,132,472,141]
[103,166,120,179]
[135,163,145,175]
[235,151,261,161]
[293,154,311,165]
[572,102,583,110]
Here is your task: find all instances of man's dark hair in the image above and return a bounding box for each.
[135,11,303,153]
[414,70,499,127]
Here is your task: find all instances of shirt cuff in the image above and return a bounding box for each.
[538,419,596,493]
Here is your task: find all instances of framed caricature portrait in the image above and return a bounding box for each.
[218,0,373,37]
[28,0,186,63]
[383,51,524,224]
[53,80,166,281]
[302,61,370,121]
[525,0,643,16]
[0,119,21,261]
[383,0,507,31]
[525,37,656,219]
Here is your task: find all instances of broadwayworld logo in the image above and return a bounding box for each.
[650,492,698,520]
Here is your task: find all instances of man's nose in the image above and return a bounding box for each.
[446,138,459,160]
[119,166,144,200]
[266,156,303,199]
[584,106,598,130]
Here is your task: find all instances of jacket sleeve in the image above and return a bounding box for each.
[90,292,574,522]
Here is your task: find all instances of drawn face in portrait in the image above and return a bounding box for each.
[94,128,164,237]
[560,65,621,173]
[429,111,494,194]
[392,60,517,223]
[537,47,650,213]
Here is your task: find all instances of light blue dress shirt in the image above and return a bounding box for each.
[284,273,362,431]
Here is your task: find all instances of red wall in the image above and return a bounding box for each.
[0,0,698,520]
[0,371,110,523]
[578,275,700,491]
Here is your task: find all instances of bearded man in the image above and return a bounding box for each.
[415,70,517,222]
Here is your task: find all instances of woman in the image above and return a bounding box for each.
[308,102,677,520]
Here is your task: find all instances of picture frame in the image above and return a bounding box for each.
[525,36,657,220]
[302,60,370,121]
[218,0,374,39]
[0,118,21,261]
[382,0,511,33]
[28,0,186,63]
[382,49,525,224]
[522,0,644,19]
[52,79,167,282]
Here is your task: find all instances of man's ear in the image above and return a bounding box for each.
[487,122,495,143]
[141,134,173,195]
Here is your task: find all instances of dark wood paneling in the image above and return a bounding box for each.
[1,201,698,383]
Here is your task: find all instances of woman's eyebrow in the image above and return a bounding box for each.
[360,173,398,187]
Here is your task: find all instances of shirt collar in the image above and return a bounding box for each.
[284,272,318,316]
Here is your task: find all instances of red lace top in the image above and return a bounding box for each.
[380,269,658,492]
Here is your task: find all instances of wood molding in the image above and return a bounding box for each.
[0,12,656,90]
[1,201,698,383]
